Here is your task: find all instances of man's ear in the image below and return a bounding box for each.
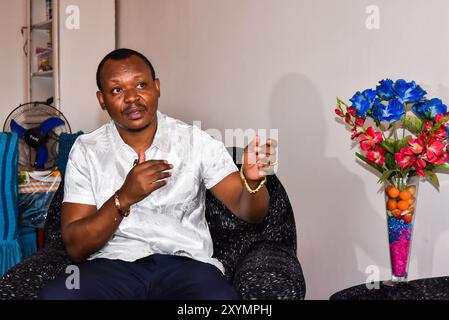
[155,79,161,97]
[96,91,106,110]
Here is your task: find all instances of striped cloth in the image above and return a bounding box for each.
[18,171,62,194]
[0,133,21,277]
[17,170,62,258]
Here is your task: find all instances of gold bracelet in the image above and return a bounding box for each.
[114,190,130,217]
[240,166,267,194]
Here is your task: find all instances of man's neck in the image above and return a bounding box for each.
[115,118,158,154]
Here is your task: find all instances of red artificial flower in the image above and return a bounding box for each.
[433,129,447,139]
[413,154,427,176]
[346,107,357,117]
[355,118,365,127]
[366,146,386,166]
[359,127,383,151]
[335,108,344,117]
[425,121,432,131]
[420,132,428,140]
[351,125,363,140]
[435,114,444,123]
[345,113,351,124]
[407,139,424,154]
[395,148,415,169]
[426,138,445,163]
[414,156,427,168]
[416,168,425,177]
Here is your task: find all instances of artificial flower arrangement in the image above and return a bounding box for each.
[335,79,449,189]
[334,79,449,281]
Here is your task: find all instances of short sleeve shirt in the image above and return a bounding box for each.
[63,111,238,273]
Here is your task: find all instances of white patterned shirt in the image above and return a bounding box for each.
[63,111,238,273]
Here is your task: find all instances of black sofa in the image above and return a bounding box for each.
[0,148,305,300]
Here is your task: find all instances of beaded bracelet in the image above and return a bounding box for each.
[239,166,267,194]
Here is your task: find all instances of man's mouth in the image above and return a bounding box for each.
[124,105,146,120]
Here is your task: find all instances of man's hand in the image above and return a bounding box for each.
[242,136,277,182]
[119,151,173,208]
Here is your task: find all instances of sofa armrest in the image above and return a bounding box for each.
[233,242,306,300]
[0,248,71,300]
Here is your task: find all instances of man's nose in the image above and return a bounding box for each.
[124,88,139,103]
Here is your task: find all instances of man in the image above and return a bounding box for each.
[39,48,276,300]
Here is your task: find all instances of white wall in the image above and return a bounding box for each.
[118,0,449,299]
[59,0,115,133]
[0,0,27,128]
[0,0,115,133]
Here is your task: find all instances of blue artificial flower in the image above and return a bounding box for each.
[371,98,405,122]
[393,79,426,103]
[412,98,447,119]
[349,89,376,117]
[376,79,395,100]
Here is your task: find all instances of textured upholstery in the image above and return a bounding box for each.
[0,147,305,300]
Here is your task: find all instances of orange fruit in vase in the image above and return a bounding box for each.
[391,209,402,219]
[397,200,409,211]
[403,213,413,224]
[408,197,415,205]
[399,190,412,201]
[387,186,400,198]
[406,185,417,196]
[386,199,397,210]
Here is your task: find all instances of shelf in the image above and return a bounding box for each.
[31,20,52,30]
[31,70,53,78]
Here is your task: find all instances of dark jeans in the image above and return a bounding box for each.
[38,254,240,300]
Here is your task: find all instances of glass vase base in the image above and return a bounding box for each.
[383,275,408,287]
[391,274,408,282]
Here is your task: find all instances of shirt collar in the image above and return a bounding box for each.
[109,110,169,153]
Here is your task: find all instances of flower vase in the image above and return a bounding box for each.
[384,175,419,283]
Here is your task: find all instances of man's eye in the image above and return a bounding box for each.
[112,88,122,94]
[136,83,146,89]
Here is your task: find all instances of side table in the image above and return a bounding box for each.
[330,277,449,300]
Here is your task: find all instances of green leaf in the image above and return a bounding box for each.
[384,152,396,170]
[425,170,440,190]
[356,152,385,174]
[378,169,395,183]
[395,135,412,152]
[336,97,349,108]
[434,163,449,172]
[379,139,395,154]
[402,114,423,134]
[436,116,449,128]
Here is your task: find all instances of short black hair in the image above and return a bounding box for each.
[96,48,156,92]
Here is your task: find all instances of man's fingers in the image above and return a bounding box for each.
[254,135,260,148]
[142,164,173,177]
[149,179,168,192]
[140,159,170,168]
[258,154,277,165]
[260,142,277,154]
[264,139,278,148]
[249,135,260,153]
[246,136,278,166]
[147,171,172,184]
[258,147,276,158]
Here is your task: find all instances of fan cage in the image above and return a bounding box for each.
[3,102,72,171]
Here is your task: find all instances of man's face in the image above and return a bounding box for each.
[96,55,160,132]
